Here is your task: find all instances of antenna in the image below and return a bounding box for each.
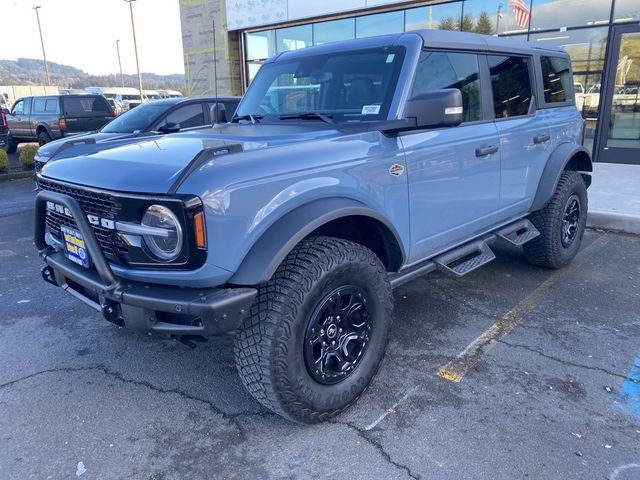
[212,18,219,124]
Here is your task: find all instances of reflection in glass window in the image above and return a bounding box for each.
[246,30,275,61]
[405,3,462,31]
[162,104,205,129]
[462,0,527,35]
[314,18,355,45]
[529,27,608,72]
[488,55,533,118]
[614,0,640,22]
[530,0,612,31]
[276,25,312,54]
[356,11,404,38]
[540,56,573,103]
[412,51,482,122]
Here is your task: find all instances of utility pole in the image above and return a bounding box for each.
[115,39,125,88]
[33,6,51,85]
[124,0,144,102]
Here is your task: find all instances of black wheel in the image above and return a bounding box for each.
[524,171,588,268]
[234,236,393,423]
[38,131,51,146]
[5,138,17,154]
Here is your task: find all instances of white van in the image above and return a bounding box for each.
[84,87,143,110]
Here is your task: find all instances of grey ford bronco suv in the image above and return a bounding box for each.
[34,30,591,422]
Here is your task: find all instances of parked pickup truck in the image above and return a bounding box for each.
[34,30,591,423]
[3,94,114,152]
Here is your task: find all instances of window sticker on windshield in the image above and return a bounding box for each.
[386,54,395,63]
[361,105,381,115]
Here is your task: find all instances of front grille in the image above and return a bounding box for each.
[38,178,127,261]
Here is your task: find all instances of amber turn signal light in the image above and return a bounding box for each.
[194,211,206,249]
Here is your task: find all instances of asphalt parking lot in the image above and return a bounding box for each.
[1,178,639,480]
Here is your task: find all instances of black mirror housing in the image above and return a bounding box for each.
[158,122,181,134]
[404,88,464,130]
[210,103,228,124]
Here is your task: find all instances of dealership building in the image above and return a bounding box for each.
[179,0,640,164]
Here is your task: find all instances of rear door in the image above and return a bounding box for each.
[402,50,501,260]
[62,96,114,134]
[487,55,552,220]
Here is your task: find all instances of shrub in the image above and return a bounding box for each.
[19,145,39,169]
[0,149,8,172]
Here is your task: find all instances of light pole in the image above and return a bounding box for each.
[124,0,144,102]
[33,6,51,85]
[115,39,125,88]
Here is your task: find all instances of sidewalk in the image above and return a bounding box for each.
[587,162,640,235]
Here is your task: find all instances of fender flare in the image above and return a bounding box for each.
[530,143,592,212]
[228,197,406,286]
[35,123,54,140]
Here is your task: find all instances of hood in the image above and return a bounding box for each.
[37,132,146,161]
[40,123,341,194]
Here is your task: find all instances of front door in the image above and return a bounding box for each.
[595,23,640,165]
[402,50,501,261]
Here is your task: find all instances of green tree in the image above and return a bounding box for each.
[461,14,475,32]
[438,17,458,31]
[474,11,494,35]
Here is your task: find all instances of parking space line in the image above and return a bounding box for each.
[365,386,419,431]
[614,356,640,418]
[438,234,611,383]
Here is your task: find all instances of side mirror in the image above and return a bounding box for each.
[404,88,463,129]
[158,122,181,134]
[210,103,227,124]
[0,108,9,114]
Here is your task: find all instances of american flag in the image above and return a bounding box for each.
[509,0,530,28]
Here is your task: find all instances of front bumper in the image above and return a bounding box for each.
[35,190,256,336]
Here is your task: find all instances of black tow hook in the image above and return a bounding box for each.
[101,301,125,326]
[41,265,57,286]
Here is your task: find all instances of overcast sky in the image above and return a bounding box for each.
[0,0,185,76]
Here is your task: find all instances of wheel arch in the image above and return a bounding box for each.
[531,143,593,212]
[35,123,53,139]
[228,198,406,286]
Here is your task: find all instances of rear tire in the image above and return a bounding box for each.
[524,171,588,268]
[38,131,51,146]
[234,236,393,423]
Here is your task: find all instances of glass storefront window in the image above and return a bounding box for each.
[276,25,312,54]
[614,0,640,23]
[529,27,608,72]
[462,0,526,35]
[246,30,275,61]
[314,18,355,45]
[356,11,404,38]
[405,3,463,31]
[529,0,612,31]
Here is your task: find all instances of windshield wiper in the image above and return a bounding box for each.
[231,114,263,124]
[279,112,335,124]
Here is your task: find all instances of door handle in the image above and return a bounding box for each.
[475,145,499,157]
[533,133,550,144]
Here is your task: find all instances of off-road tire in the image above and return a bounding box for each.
[38,131,51,146]
[524,171,588,268]
[234,236,393,423]
[5,139,17,154]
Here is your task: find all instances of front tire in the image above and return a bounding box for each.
[524,171,588,268]
[234,236,393,423]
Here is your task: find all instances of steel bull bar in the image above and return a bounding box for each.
[35,190,257,336]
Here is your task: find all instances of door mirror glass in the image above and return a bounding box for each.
[404,88,463,129]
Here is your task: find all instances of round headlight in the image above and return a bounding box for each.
[141,205,183,262]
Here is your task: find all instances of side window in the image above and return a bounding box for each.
[33,98,46,113]
[12,100,24,115]
[45,99,58,113]
[23,97,32,115]
[540,56,573,104]
[412,51,482,123]
[161,104,205,129]
[488,55,533,118]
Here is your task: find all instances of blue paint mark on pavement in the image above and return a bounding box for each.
[615,356,640,418]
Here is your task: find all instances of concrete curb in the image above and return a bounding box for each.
[0,170,34,182]
[587,210,640,235]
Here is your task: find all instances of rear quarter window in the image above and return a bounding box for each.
[540,56,574,104]
[63,96,111,115]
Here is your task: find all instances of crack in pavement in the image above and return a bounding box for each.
[329,419,423,479]
[498,340,638,383]
[1,365,424,477]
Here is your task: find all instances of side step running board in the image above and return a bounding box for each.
[496,219,540,246]
[434,238,496,278]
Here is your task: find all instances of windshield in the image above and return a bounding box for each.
[236,46,406,122]
[101,103,170,133]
